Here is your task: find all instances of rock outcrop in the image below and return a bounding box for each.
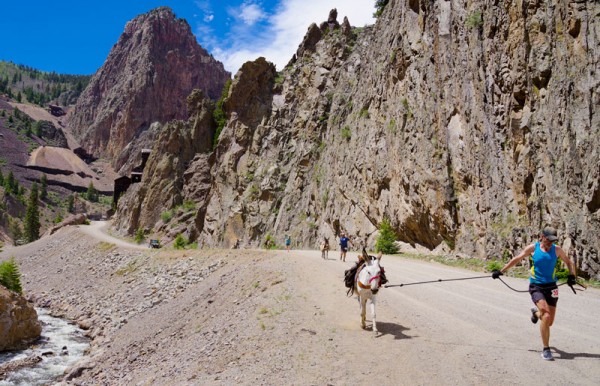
[67,7,230,171]
[0,286,41,351]
[43,213,88,237]
[37,120,68,148]
[114,3,600,279]
[112,89,216,236]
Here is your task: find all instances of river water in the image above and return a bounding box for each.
[0,308,90,386]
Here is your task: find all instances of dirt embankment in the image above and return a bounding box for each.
[1,224,599,385]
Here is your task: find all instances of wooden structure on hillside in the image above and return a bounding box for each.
[113,148,152,205]
[48,104,65,117]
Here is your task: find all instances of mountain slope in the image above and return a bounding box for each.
[113,2,599,278]
[67,7,230,170]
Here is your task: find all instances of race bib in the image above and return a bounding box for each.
[551,288,559,298]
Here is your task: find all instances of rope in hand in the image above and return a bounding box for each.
[496,276,588,294]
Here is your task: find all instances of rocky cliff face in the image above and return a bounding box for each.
[112,89,216,235]
[0,286,41,351]
[114,2,599,279]
[67,7,230,170]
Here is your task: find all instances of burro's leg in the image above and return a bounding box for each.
[360,295,367,329]
[371,296,378,334]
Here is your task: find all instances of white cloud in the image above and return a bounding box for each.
[238,2,266,25]
[214,0,376,74]
[204,14,214,22]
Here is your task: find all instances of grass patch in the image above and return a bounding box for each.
[466,10,483,29]
[341,125,351,141]
[97,241,116,251]
[115,260,138,276]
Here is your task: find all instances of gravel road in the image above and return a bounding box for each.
[2,225,599,385]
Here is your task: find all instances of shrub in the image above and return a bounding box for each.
[181,201,196,212]
[161,210,173,223]
[466,10,483,29]
[134,228,145,244]
[486,260,503,272]
[373,0,389,18]
[174,234,187,249]
[264,234,277,250]
[375,218,398,254]
[0,257,23,294]
[341,126,351,141]
[213,79,232,149]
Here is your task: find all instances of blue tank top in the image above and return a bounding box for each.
[530,242,557,284]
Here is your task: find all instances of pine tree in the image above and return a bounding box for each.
[375,218,399,254]
[8,219,23,246]
[86,181,98,202]
[40,174,48,200]
[24,182,40,243]
[374,0,389,17]
[67,194,75,213]
[0,257,23,294]
[0,169,4,186]
[5,171,16,194]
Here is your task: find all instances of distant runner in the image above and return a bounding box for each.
[339,233,352,262]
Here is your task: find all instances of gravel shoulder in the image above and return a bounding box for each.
[1,224,599,385]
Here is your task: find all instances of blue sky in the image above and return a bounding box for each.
[1,0,376,75]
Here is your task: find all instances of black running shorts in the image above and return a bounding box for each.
[529,282,559,307]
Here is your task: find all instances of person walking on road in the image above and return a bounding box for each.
[284,234,291,252]
[492,227,577,361]
[339,233,352,262]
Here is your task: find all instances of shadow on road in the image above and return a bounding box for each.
[551,347,600,361]
[373,321,413,340]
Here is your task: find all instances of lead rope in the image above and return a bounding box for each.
[384,274,490,288]
[385,275,587,294]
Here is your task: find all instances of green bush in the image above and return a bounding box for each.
[264,234,277,250]
[375,218,398,254]
[53,212,63,224]
[486,260,503,272]
[341,126,351,141]
[0,257,23,294]
[174,234,187,250]
[161,210,173,223]
[373,0,389,18]
[466,10,483,28]
[213,79,232,149]
[134,228,145,244]
[555,259,570,280]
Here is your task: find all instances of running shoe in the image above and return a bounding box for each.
[541,348,553,361]
[531,307,539,324]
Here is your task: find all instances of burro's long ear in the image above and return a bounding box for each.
[362,247,369,260]
[377,252,382,261]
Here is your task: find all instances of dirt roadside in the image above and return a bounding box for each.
[1,224,599,385]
